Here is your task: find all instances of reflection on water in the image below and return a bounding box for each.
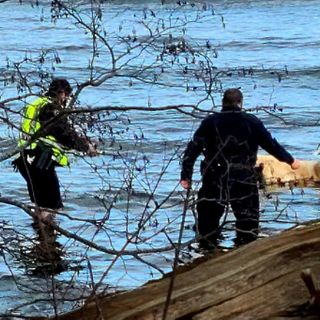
[27,215,66,277]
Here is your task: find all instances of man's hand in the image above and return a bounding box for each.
[87,142,98,157]
[180,179,191,189]
[291,159,301,170]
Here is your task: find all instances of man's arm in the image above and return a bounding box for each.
[253,116,300,169]
[38,104,96,155]
[180,119,208,189]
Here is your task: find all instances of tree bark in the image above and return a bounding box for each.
[52,222,320,320]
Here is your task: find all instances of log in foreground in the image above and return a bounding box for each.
[256,154,320,185]
[54,222,320,320]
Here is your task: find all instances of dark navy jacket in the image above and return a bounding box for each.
[181,106,294,183]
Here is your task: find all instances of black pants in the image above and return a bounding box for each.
[13,150,63,210]
[196,174,259,246]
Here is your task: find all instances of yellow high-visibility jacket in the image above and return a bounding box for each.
[19,96,69,166]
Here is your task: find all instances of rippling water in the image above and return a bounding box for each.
[1,0,320,316]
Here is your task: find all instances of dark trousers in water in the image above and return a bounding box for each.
[12,149,62,210]
[12,149,66,275]
[196,173,259,247]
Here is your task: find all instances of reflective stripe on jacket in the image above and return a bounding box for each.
[19,97,69,166]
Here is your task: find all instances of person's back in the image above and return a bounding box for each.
[200,111,259,173]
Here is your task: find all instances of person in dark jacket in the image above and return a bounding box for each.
[180,88,300,249]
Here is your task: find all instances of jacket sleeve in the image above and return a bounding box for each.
[252,116,294,165]
[38,104,90,153]
[180,119,208,181]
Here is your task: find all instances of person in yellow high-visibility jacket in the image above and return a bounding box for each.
[13,78,97,212]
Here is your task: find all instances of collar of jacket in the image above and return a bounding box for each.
[221,106,242,112]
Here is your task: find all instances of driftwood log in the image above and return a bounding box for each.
[52,222,320,320]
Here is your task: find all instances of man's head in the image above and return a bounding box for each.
[47,78,72,105]
[222,88,243,109]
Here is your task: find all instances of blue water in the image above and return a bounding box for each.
[0,0,320,317]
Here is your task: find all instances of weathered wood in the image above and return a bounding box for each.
[53,222,320,320]
[301,269,320,310]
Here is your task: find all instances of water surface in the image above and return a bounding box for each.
[0,0,320,316]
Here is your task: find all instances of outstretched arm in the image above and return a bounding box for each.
[180,119,208,188]
[253,117,299,169]
[38,103,96,155]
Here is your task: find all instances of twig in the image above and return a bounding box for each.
[162,186,190,320]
